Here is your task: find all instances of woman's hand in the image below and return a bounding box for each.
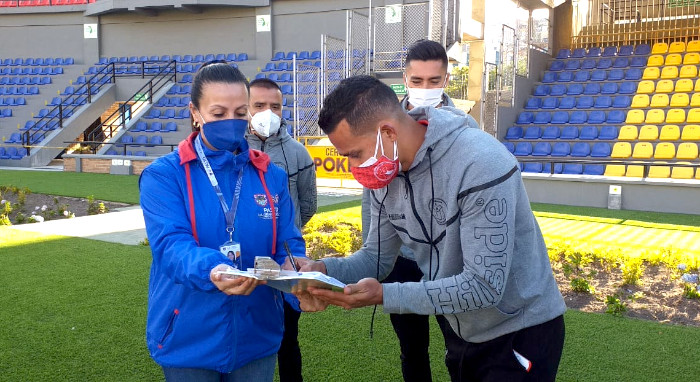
[210,264,265,295]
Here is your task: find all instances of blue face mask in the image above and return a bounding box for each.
[199,116,248,152]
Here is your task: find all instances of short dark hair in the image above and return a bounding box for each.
[191,60,249,109]
[406,39,448,69]
[318,75,401,135]
[250,78,282,92]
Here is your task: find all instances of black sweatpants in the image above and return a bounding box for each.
[436,315,565,382]
[277,300,303,382]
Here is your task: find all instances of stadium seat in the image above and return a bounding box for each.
[590,70,607,81]
[562,163,583,174]
[132,121,147,132]
[597,58,612,69]
[502,142,515,153]
[671,167,694,179]
[666,109,686,124]
[678,65,698,81]
[629,56,646,67]
[579,125,598,140]
[542,71,556,83]
[601,82,618,94]
[650,94,669,108]
[534,84,550,96]
[608,69,624,81]
[670,93,690,107]
[556,49,570,59]
[599,125,619,140]
[612,57,629,68]
[146,122,162,133]
[665,54,682,66]
[624,68,641,80]
[524,97,541,110]
[591,142,611,157]
[145,109,161,119]
[532,142,552,156]
[677,143,699,159]
[583,83,601,95]
[631,95,649,108]
[682,125,700,140]
[576,96,594,109]
[522,162,543,173]
[571,48,586,58]
[517,112,534,124]
[656,80,674,93]
[514,142,533,156]
[675,79,693,92]
[638,125,659,140]
[561,125,579,139]
[638,44,652,55]
[564,60,580,71]
[551,84,567,96]
[619,45,634,56]
[569,110,587,124]
[542,97,560,109]
[654,142,676,159]
[505,126,523,140]
[574,70,590,82]
[625,165,644,177]
[688,40,700,52]
[551,142,570,157]
[659,125,680,140]
[648,166,671,178]
[542,126,560,139]
[534,112,552,124]
[652,42,669,54]
[670,41,686,53]
[567,84,583,95]
[646,109,665,124]
[571,142,591,157]
[583,164,605,176]
[581,59,596,70]
[549,60,564,71]
[594,96,612,108]
[557,71,574,82]
[611,142,632,158]
[134,135,149,146]
[661,66,679,79]
[612,96,631,108]
[524,126,543,139]
[626,110,644,124]
[602,46,618,57]
[632,142,653,159]
[688,109,700,123]
[176,109,190,119]
[647,55,664,66]
[683,52,700,65]
[605,165,626,176]
[589,110,607,124]
[619,82,637,94]
[587,47,601,57]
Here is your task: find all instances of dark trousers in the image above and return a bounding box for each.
[436,315,566,382]
[383,256,433,382]
[277,300,303,382]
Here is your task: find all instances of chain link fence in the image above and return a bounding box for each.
[321,34,347,102]
[371,2,429,72]
[347,10,370,77]
[292,62,322,137]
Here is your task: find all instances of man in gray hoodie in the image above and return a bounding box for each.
[295,75,566,381]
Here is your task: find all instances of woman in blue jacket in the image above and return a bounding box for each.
[139,62,306,381]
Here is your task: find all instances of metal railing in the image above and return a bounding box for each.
[516,156,700,179]
[63,140,178,156]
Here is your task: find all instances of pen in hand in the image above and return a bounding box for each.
[283,241,298,272]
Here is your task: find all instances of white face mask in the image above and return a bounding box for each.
[250,109,282,137]
[405,75,448,108]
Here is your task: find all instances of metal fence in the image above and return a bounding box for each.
[371,2,429,72]
[346,9,371,77]
[321,34,347,102]
[292,60,322,137]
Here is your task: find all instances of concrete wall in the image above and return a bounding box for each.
[0,12,85,59]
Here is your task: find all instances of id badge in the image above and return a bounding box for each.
[220,241,242,269]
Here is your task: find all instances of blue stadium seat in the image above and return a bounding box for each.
[146,122,162,133]
[517,112,535,124]
[567,84,583,95]
[542,71,556,83]
[145,109,161,119]
[279,73,293,83]
[571,48,586,58]
[532,142,552,156]
[612,57,629,68]
[105,149,118,155]
[570,110,588,124]
[164,122,177,132]
[514,142,533,156]
[525,97,541,110]
[584,83,601,95]
[612,96,631,108]
[193,54,205,63]
[618,45,634,56]
[225,53,237,62]
[276,62,289,71]
[599,125,618,140]
[262,62,275,72]
[150,135,163,146]
[579,125,599,139]
[583,164,605,175]
[502,141,515,153]
[591,142,611,157]
[574,71,590,82]
[135,135,149,146]
[542,126,560,139]
[284,52,298,60]
[602,46,618,57]
[625,68,642,80]
[310,51,322,60]
[576,96,594,109]
[534,84,550,96]
[534,112,552,124]
[268,73,279,81]
[118,135,134,147]
[132,121,147,132]
[237,53,249,61]
[606,110,625,124]
[562,163,583,174]
[133,151,147,157]
[594,96,612,108]
[618,82,636,95]
[608,69,624,81]
[571,143,591,157]
[629,56,646,67]
[596,58,612,69]
[272,52,285,61]
[601,82,619,94]
[565,60,580,71]
[505,126,523,140]
[174,109,189,119]
[549,60,564,71]
[556,49,570,59]
[522,162,543,173]
[551,111,569,124]
[160,109,176,119]
[581,59,596,70]
[587,47,601,57]
[524,126,543,139]
[557,71,573,82]
[591,70,607,81]
[588,111,606,124]
[561,126,579,139]
[551,142,571,157]
[634,44,651,55]
[542,97,560,109]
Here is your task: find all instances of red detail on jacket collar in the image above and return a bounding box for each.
[178,131,270,172]
[417,120,429,126]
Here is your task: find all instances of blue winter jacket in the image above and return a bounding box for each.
[139,132,306,372]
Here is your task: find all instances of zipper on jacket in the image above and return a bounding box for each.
[157,308,179,349]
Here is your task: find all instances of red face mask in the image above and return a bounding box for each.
[350,129,400,189]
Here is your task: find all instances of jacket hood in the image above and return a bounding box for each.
[178,131,270,172]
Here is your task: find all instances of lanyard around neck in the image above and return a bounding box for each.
[194,137,244,240]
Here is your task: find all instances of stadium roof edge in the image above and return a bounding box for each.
[85,0,269,16]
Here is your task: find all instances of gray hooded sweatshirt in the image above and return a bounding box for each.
[323,106,566,343]
[246,119,317,228]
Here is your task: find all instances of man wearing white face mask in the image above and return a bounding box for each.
[245,78,317,382]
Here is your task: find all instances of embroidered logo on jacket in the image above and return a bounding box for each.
[254,194,268,206]
[429,198,448,225]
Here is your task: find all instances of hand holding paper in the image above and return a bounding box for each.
[210,263,266,295]
[306,277,383,310]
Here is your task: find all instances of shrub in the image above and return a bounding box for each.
[620,257,645,286]
[303,216,362,260]
[605,294,627,317]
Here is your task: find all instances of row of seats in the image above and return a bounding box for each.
[0,67,64,75]
[556,44,651,59]
[632,93,700,108]
[611,141,698,160]
[254,72,319,83]
[534,82,637,96]
[34,108,72,119]
[506,125,619,140]
[0,97,27,106]
[0,0,93,6]
[548,57,646,71]
[21,120,60,131]
[521,162,606,175]
[155,96,190,108]
[643,64,700,81]
[509,141,612,157]
[272,51,322,61]
[97,53,249,65]
[0,109,12,118]
[516,110,626,125]
[637,78,699,94]
[542,68,642,83]
[144,108,190,120]
[118,135,164,146]
[525,95,631,110]
[647,53,700,67]
[604,164,700,179]
[619,124,699,141]
[131,121,178,133]
[652,41,700,54]
[626,108,700,124]
[0,58,74,66]
[61,85,99,96]
[49,95,88,107]
[0,76,54,85]
[104,150,148,156]
[0,86,40,95]
[0,146,28,160]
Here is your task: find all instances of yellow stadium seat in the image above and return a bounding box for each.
[648,166,671,178]
[677,143,699,159]
[660,125,681,140]
[618,125,639,140]
[669,41,686,53]
[637,80,655,94]
[639,124,659,140]
[679,65,698,78]
[632,142,654,159]
[661,66,679,79]
[670,93,689,107]
[683,52,700,65]
[631,95,650,108]
[691,94,700,107]
[665,54,682,66]
[626,110,645,124]
[625,165,644,177]
[647,55,664,66]
[605,165,626,177]
[666,109,686,124]
[654,142,676,159]
[682,125,700,140]
[671,167,694,179]
[645,109,665,124]
[697,169,700,180]
[696,79,700,92]
[652,42,669,54]
[687,108,700,123]
[643,67,660,80]
[650,94,669,108]
[656,80,674,93]
[688,40,700,53]
[674,79,693,93]
[611,142,632,158]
